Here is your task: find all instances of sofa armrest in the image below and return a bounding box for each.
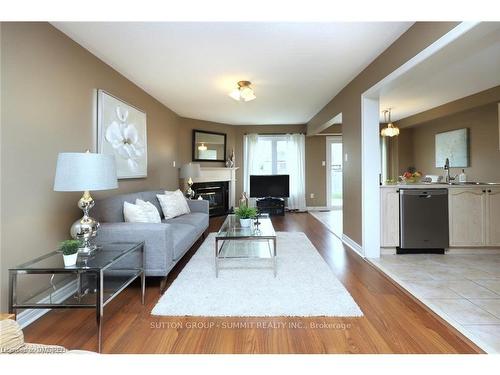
[96,222,174,276]
[187,199,209,214]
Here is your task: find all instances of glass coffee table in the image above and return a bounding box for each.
[8,242,144,353]
[215,214,277,277]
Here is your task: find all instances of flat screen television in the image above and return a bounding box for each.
[250,175,290,198]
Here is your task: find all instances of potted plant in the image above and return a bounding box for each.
[59,239,80,267]
[234,205,258,228]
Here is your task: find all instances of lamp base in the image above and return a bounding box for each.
[184,178,195,199]
[70,191,100,256]
[184,187,195,199]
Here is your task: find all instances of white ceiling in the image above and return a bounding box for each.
[52,22,412,125]
[379,22,500,123]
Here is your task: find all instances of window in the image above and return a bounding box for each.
[254,136,287,175]
[380,136,388,183]
[244,133,306,210]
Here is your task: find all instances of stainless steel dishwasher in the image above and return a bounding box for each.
[399,188,449,253]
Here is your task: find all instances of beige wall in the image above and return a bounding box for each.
[307,22,459,245]
[395,128,415,176]
[401,103,500,181]
[0,23,180,311]
[320,124,342,134]
[305,136,327,206]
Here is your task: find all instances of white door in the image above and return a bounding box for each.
[326,136,343,209]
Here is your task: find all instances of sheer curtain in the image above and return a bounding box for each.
[243,133,306,211]
[243,134,259,207]
[285,133,307,211]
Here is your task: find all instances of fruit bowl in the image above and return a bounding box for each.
[400,171,422,184]
[401,176,421,183]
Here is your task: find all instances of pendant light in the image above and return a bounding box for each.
[380,109,400,137]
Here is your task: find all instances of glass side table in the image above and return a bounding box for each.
[8,241,145,353]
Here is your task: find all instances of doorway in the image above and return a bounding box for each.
[326,136,343,209]
[310,135,343,238]
[360,22,478,259]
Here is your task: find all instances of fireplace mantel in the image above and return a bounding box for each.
[192,167,239,209]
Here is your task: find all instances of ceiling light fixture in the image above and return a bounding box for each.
[229,80,256,102]
[198,143,207,151]
[380,109,400,137]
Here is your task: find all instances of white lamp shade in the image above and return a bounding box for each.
[180,163,201,179]
[240,86,256,102]
[228,86,256,102]
[54,152,118,192]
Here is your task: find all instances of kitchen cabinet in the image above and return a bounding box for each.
[380,186,500,249]
[380,187,399,247]
[487,188,500,246]
[449,187,500,247]
[449,188,486,247]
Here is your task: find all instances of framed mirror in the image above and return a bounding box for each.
[192,129,227,162]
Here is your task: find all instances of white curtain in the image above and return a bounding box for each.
[243,133,306,211]
[285,133,307,211]
[243,134,259,207]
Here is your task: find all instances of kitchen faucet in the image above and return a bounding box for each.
[444,158,458,183]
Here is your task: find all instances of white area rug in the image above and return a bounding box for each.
[151,232,362,317]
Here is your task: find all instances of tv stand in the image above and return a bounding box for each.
[256,197,285,216]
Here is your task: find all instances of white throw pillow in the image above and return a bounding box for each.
[124,201,150,223]
[135,199,161,223]
[123,199,161,223]
[157,189,190,219]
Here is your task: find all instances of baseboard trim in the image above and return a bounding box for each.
[306,206,328,211]
[16,280,77,329]
[341,234,364,258]
[380,247,500,255]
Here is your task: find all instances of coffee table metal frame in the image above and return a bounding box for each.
[8,241,145,353]
[215,214,277,277]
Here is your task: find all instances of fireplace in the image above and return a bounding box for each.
[192,181,229,217]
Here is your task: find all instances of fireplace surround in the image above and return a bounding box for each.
[192,181,229,217]
[180,167,238,216]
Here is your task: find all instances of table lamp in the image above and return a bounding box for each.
[180,163,201,199]
[54,151,118,255]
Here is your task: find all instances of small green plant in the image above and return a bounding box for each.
[234,205,258,219]
[59,239,80,255]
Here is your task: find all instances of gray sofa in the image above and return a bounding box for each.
[93,190,209,280]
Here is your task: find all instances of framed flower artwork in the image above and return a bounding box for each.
[435,128,469,168]
[97,90,147,179]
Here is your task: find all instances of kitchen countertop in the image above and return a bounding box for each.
[381,182,500,189]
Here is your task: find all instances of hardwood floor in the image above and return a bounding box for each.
[23,213,482,353]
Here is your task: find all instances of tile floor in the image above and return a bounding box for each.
[308,210,342,238]
[369,253,500,353]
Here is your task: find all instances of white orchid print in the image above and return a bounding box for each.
[105,106,145,170]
